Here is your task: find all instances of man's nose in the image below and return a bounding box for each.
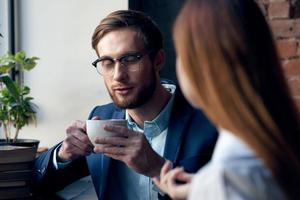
[113,62,128,81]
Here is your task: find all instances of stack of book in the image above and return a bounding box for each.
[0,145,36,199]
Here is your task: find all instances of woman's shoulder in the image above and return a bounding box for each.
[188,160,286,200]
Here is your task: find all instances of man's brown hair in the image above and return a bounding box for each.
[92,10,163,59]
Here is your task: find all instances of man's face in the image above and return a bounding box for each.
[96,28,157,109]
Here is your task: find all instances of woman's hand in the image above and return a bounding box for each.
[152,160,194,200]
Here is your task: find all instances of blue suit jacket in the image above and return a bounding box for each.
[33,88,218,200]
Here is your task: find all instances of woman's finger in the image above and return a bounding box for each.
[160,160,173,178]
[176,171,194,183]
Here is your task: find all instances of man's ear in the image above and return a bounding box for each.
[153,49,166,72]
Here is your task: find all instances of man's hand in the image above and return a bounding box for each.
[58,120,94,162]
[93,125,165,177]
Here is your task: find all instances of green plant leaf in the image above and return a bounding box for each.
[0,75,20,101]
[24,97,33,101]
[14,51,26,62]
[0,53,16,73]
[21,86,30,95]
[23,57,39,71]
[0,65,13,73]
[0,51,39,74]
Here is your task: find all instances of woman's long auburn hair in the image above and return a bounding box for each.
[174,0,300,198]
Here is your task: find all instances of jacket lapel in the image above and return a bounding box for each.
[112,107,125,119]
[163,90,194,165]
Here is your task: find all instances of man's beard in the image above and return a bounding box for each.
[107,70,157,109]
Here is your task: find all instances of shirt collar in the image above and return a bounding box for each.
[126,84,176,138]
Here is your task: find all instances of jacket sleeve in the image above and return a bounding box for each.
[32,143,89,194]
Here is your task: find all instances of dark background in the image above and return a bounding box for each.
[129,0,185,82]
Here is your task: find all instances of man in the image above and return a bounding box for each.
[33,10,218,200]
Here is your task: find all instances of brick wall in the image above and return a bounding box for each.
[257,0,300,111]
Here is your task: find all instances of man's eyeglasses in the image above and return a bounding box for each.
[92,51,150,76]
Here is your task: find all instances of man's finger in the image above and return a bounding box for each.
[93,143,114,148]
[103,153,123,161]
[103,125,135,137]
[91,116,101,120]
[69,131,93,152]
[62,142,91,159]
[94,145,128,155]
[72,129,91,143]
[73,120,86,132]
[94,136,129,146]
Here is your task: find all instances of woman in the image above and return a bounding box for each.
[153,0,300,199]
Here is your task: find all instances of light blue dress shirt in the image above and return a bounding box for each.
[188,129,286,200]
[106,84,175,200]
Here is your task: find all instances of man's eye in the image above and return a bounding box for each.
[100,59,114,67]
[122,55,140,63]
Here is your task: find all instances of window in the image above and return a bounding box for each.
[0,0,21,81]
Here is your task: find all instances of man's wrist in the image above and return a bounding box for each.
[53,144,71,170]
[57,147,69,163]
[149,156,166,177]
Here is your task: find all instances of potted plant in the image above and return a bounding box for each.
[0,51,39,145]
[0,34,40,199]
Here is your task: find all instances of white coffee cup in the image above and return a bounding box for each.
[86,119,128,142]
